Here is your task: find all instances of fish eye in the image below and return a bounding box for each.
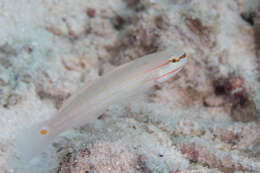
[169,56,179,63]
[171,59,177,63]
[169,53,186,63]
[169,56,176,63]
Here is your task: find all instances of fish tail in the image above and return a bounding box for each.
[14,124,54,162]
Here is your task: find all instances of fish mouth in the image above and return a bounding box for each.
[154,64,185,81]
[144,63,185,82]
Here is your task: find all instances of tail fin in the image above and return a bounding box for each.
[14,124,54,162]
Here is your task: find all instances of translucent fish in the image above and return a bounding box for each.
[14,48,187,161]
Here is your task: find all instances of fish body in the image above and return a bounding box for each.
[15,48,187,161]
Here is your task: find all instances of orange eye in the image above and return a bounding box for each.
[169,53,186,63]
[170,57,178,63]
[169,56,177,63]
[172,59,177,63]
[40,129,48,135]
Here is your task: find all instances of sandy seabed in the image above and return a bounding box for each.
[0,0,260,172]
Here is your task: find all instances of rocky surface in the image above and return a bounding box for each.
[0,0,259,173]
